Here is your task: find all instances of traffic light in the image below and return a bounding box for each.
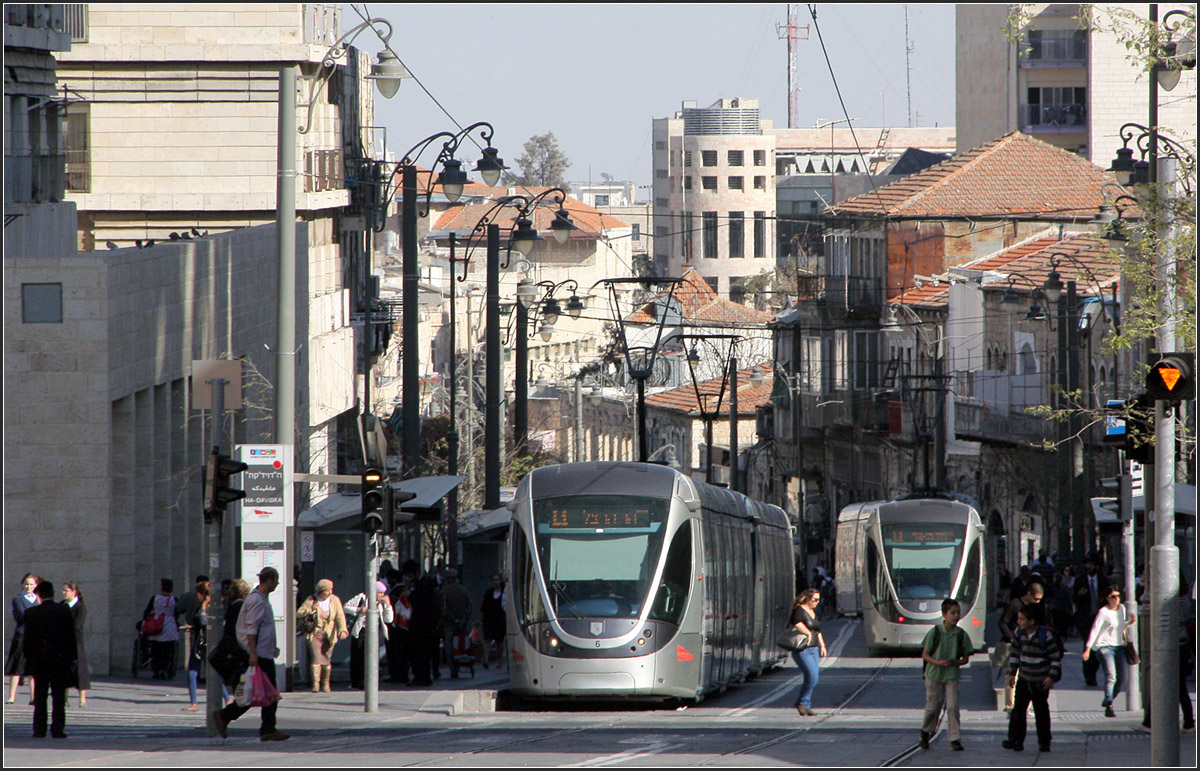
[362,467,385,533]
[1146,353,1195,401]
[203,447,248,521]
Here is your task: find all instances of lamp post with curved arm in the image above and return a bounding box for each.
[677,334,741,484]
[384,123,506,480]
[514,276,584,454]
[882,302,948,493]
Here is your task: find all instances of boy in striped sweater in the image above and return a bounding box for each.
[1003,601,1063,753]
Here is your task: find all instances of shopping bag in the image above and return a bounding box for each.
[233,670,254,708]
[249,666,281,707]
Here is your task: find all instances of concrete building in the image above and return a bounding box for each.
[652,98,777,298]
[4,4,381,673]
[955,3,1197,165]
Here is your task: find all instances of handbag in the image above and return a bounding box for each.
[1124,640,1139,666]
[776,627,810,652]
[297,606,318,635]
[141,613,165,637]
[208,636,250,685]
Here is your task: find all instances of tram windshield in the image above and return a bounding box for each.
[532,494,670,619]
[880,522,967,601]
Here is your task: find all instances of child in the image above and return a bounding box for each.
[919,598,974,751]
[1003,601,1063,753]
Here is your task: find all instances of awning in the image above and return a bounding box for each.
[296,475,465,532]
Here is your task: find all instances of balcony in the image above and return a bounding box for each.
[955,399,1049,445]
[1022,104,1087,132]
[822,276,884,315]
[1020,34,1087,67]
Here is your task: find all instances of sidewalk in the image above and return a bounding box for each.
[905,633,1196,767]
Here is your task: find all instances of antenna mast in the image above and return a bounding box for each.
[777,4,810,129]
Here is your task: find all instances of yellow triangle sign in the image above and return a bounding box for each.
[1158,367,1182,391]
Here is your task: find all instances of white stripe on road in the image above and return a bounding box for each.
[563,741,684,767]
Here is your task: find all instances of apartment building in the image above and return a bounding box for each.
[651,98,777,298]
[956,3,1196,165]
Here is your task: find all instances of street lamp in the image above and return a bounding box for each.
[595,277,685,463]
[882,303,947,493]
[512,277,584,455]
[677,333,741,485]
[379,123,507,482]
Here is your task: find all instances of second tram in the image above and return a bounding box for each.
[505,462,795,701]
[836,495,987,654]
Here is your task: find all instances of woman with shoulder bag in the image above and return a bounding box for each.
[1082,588,1135,717]
[145,578,179,680]
[789,588,828,716]
[297,579,347,692]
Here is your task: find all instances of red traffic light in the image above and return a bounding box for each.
[1146,353,1195,401]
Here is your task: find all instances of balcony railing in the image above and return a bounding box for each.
[1021,35,1087,66]
[1023,104,1087,130]
[822,276,883,312]
[955,399,1049,445]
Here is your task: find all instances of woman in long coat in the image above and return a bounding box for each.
[61,582,90,707]
[297,579,348,692]
[6,573,39,704]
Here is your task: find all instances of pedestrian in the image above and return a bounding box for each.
[1003,601,1063,753]
[60,582,89,708]
[480,574,506,669]
[345,581,394,690]
[440,570,472,679]
[995,564,1012,611]
[387,576,412,684]
[918,598,974,751]
[1050,566,1075,639]
[788,588,827,716]
[175,575,210,638]
[142,578,179,680]
[6,573,40,705]
[297,579,348,693]
[1031,550,1055,585]
[997,581,1044,711]
[24,580,76,739]
[1074,557,1109,686]
[184,581,211,710]
[403,560,442,687]
[1082,587,1134,717]
[213,567,287,741]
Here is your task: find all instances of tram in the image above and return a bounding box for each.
[505,462,795,701]
[835,495,987,654]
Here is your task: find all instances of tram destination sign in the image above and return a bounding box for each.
[548,506,652,530]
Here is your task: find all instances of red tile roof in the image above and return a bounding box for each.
[624,268,774,326]
[829,132,1120,220]
[429,186,627,238]
[645,362,774,416]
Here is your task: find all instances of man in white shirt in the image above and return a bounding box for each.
[214,567,287,741]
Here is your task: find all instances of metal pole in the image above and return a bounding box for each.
[364,536,378,712]
[485,224,501,509]
[1066,280,1083,557]
[274,63,298,699]
[1122,470,1142,712]
[730,357,739,492]
[1150,149,1180,765]
[447,235,460,565]
[402,164,421,479]
[515,300,529,456]
[636,375,647,463]
[205,379,228,737]
[574,376,583,462]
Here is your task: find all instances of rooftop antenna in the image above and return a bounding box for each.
[777,4,810,128]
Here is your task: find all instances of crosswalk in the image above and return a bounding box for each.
[4,704,211,740]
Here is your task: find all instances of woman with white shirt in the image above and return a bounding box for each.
[1083,588,1135,717]
[345,582,394,690]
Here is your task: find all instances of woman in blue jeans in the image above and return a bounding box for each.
[789,588,828,715]
[1082,589,1134,717]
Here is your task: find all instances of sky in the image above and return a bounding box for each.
[354,3,957,194]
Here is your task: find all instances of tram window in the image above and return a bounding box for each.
[956,540,982,608]
[881,523,965,601]
[511,524,548,626]
[649,521,693,625]
[867,539,886,604]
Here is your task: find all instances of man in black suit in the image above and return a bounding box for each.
[24,580,77,739]
[1073,555,1109,686]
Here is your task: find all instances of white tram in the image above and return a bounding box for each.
[505,462,795,701]
[836,495,987,654]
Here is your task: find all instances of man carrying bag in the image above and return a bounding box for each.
[213,568,288,742]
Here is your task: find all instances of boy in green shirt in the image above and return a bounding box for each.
[918,598,974,751]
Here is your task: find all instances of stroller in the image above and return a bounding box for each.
[451,626,483,678]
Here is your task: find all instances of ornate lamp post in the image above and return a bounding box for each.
[676,334,741,484]
[514,276,585,453]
